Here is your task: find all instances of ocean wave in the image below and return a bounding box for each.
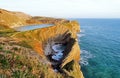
[80,50,94,66]
[77,33,85,42]
[80,29,85,33]
[77,34,85,38]
[52,44,65,61]
[77,29,85,41]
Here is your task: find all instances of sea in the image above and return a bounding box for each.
[75,19,120,78]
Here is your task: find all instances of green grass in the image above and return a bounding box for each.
[0,74,7,78]
[17,41,32,48]
[0,46,63,78]
[0,45,3,51]
[12,70,36,78]
[0,57,10,69]
[0,26,17,37]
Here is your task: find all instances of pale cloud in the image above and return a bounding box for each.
[0,0,120,18]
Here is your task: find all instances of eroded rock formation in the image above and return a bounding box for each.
[12,21,84,78]
[0,8,84,78]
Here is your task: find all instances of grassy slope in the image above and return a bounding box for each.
[0,26,16,37]
[0,26,63,78]
[0,9,42,28]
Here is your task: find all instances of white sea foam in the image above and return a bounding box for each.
[77,29,85,39]
[52,44,65,61]
[77,34,85,38]
[77,33,85,42]
[80,29,85,33]
[54,69,58,72]
[80,50,94,66]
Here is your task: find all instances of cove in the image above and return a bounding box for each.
[14,24,54,31]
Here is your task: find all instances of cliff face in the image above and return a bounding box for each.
[0,9,84,78]
[32,16,69,25]
[12,21,84,78]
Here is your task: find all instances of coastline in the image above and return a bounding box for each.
[0,9,84,78]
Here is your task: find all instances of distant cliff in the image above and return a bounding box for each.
[0,9,41,28]
[0,9,69,28]
[0,9,84,78]
[32,16,69,25]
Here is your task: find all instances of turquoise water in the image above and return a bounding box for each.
[14,24,54,31]
[76,19,120,78]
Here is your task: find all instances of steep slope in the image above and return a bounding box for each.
[12,21,84,78]
[0,37,63,78]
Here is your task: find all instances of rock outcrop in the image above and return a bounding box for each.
[12,21,84,78]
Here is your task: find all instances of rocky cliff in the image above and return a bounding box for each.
[0,9,84,78]
[12,21,84,78]
[32,16,69,25]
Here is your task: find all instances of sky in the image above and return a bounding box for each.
[0,0,120,18]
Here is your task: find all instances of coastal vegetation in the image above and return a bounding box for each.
[0,38,63,78]
[0,9,84,78]
[0,19,63,77]
[0,26,16,37]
